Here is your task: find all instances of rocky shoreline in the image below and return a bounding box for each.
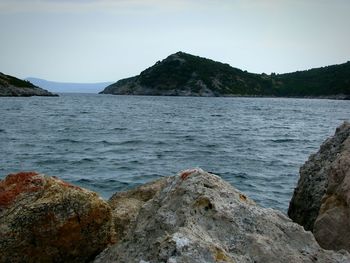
[102,92,350,100]
[1,122,350,262]
[221,94,350,100]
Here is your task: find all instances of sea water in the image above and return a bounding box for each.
[1,93,349,212]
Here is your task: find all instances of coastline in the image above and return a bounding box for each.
[100,92,350,100]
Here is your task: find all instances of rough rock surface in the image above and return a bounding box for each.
[0,72,57,97]
[0,172,114,263]
[108,177,168,242]
[288,122,350,231]
[95,169,349,263]
[313,125,350,251]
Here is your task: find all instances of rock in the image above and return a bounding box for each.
[288,122,350,251]
[94,168,349,263]
[313,126,350,251]
[0,172,114,263]
[288,122,350,231]
[108,177,168,242]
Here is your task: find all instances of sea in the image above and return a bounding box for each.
[1,93,349,212]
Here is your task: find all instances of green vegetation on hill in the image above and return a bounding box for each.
[274,62,350,96]
[6,75,37,88]
[0,72,57,97]
[0,73,36,88]
[139,53,243,92]
[101,52,350,98]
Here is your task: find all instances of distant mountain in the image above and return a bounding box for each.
[26,78,113,93]
[100,52,350,99]
[0,73,57,97]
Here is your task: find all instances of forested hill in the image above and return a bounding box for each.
[100,52,350,98]
[273,61,350,96]
[0,72,57,97]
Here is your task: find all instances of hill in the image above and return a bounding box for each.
[26,78,113,93]
[100,52,350,98]
[274,62,350,97]
[0,73,57,97]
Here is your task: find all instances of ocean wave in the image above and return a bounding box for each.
[2,94,349,212]
[56,138,81,144]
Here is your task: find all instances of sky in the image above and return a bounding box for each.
[0,0,349,83]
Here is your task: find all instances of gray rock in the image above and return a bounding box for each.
[108,177,168,242]
[95,169,349,263]
[313,129,350,251]
[288,122,350,231]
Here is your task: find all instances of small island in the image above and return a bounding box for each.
[0,72,57,97]
[100,52,350,99]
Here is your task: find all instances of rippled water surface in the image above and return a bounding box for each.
[1,94,349,212]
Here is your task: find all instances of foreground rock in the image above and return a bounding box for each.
[289,122,350,251]
[0,172,114,263]
[95,169,349,263]
[0,72,57,97]
[108,177,168,242]
[288,122,350,231]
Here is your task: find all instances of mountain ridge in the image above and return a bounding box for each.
[26,78,113,93]
[100,52,350,98]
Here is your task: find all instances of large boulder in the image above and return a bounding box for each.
[288,122,350,231]
[288,122,350,251]
[313,127,350,251]
[108,177,168,242]
[0,172,114,263]
[95,169,349,263]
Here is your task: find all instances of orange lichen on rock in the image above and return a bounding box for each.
[180,168,201,180]
[0,172,114,263]
[2,172,38,184]
[0,171,41,208]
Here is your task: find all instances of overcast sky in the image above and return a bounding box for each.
[0,0,349,82]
